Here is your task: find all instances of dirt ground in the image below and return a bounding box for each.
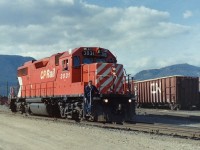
[0,106,200,150]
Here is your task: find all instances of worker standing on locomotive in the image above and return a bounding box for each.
[84,80,99,116]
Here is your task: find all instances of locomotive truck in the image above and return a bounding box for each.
[10,47,135,122]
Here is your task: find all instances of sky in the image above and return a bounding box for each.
[0,0,200,74]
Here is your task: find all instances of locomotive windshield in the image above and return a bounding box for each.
[83,58,94,64]
[83,58,107,64]
[96,58,106,63]
[81,48,117,64]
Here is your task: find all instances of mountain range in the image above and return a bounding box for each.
[0,55,34,96]
[134,63,200,80]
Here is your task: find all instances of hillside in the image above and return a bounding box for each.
[134,63,200,80]
[0,55,34,96]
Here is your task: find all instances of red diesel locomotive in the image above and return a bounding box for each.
[10,47,134,122]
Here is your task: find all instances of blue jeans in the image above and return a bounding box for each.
[84,97,92,115]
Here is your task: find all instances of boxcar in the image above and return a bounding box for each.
[133,76,199,110]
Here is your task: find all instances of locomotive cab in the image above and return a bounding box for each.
[70,47,117,83]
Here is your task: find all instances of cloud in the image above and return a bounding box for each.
[0,0,198,74]
[183,10,193,19]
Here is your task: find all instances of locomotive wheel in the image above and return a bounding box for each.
[85,114,95,122]
[27,106,32,115]
[10,101,17,112]
[176,105,181,110]
[169,103,175,110]
[59,107,66,118]
[170,104,181,111]
[20,102,26,114]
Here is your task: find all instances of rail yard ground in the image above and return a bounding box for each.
[135,108,200,128]
[0,106,200,150]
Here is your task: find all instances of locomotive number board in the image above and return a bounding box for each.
[82,49,107,57]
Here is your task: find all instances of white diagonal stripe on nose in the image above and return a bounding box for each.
[114,65,123,86]
[116,71,124,92]
[97,66,112,81]
[115,64,121,74]
[97,63,107,75]
[116,81,123,92]
[100,75,114,92]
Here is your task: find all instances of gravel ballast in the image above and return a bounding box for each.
[0,106,200,150]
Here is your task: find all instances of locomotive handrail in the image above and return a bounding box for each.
[19,81,55,98]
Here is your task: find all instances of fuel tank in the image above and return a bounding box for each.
[29,103,49,116]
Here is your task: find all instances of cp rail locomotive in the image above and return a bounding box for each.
[10,47,135,122]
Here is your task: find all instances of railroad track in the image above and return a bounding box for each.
[1,108,200,140]
[137,108,200,121]
[124,123,200,140]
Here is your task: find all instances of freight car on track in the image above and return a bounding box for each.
[10,47,135,123]
[132,76,200,110]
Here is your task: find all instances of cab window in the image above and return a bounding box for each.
[18,67,28,76]
[73,56,80,67]
[83,58,94,64]
[62,59,69,71]
[96,58,106,63]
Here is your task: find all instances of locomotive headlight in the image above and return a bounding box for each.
[104,99,109,103]
[128,99,132,103]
